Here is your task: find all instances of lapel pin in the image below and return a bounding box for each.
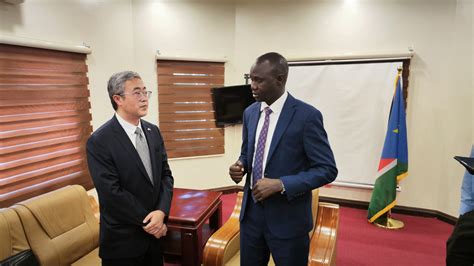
[147,128,151,131]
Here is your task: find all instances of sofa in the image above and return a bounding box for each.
[0,185,100,266]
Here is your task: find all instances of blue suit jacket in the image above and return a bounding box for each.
[239,93,337,239]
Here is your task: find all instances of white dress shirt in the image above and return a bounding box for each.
[251,91,288,185]
[115,113,146,148]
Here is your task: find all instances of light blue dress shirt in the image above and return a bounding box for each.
[460,145,474,215]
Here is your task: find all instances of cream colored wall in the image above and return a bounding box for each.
[472,1,474,146]
[1,0,472,216]
[433,0,473,216]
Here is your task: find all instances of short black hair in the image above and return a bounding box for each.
[256,52,289,82]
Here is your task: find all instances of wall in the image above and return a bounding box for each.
[1,0,472,216]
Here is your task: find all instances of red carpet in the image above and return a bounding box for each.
[218,193,454,266]
[337,206,453,266]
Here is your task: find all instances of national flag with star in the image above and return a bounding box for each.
[368,71,408,224]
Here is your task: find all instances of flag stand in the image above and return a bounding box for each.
[374,212,404,230]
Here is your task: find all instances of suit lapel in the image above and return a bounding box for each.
[266,94,296,165]
[247,103,262,170]
[111,116,153,186]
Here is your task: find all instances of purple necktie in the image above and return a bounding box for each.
[253,107,272,188]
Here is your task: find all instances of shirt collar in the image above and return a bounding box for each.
[115,113,143,136]
[260,91,288,115]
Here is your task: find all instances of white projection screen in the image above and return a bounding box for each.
[287,61,403,188]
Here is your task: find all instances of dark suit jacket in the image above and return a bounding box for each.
[86,115,174,259]
[239,93,337,239]
[446,210,474,265]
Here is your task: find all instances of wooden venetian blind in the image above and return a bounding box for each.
[157,60,225,158]
[0,44,93,207]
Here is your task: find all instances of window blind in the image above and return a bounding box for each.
[0,44,93,207]
[157,60,225,158]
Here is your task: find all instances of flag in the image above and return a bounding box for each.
[368,71,408,223]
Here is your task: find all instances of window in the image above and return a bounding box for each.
[0,44,93,207]
[157,60,225,158]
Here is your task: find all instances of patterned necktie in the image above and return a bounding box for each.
[252,107,272,188]
[135,127,153,185]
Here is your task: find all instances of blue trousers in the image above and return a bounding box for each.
[240,194,309,266]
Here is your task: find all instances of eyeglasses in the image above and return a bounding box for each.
[118,91,153,99]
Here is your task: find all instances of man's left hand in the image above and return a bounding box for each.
[252,178,283,201]
[153,224,167,239]
[143,210,166,235]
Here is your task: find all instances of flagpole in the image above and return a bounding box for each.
[373,66,405,230]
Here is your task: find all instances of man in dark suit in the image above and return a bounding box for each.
[229,52,337,266]
[87,71,174,266]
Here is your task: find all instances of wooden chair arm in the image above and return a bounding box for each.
[203,192,243,266]
[308,202,340,266]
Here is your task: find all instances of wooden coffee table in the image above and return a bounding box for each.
[164,188,223,266]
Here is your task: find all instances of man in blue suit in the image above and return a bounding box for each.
[229,52,337,266]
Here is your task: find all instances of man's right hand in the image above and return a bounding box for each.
[229,160,245,184]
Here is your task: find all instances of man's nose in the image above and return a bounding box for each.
[251,81,257,90]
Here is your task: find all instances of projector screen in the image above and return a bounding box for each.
[287,61,403,187]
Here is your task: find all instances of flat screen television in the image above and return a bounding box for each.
[211,84,255,127]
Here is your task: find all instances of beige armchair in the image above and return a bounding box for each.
[0,208,31,262]
[203,190,339,266]
[11,185,100,266]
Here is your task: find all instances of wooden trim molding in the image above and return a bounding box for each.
[209,185,244,194]
[206,186,457,225]
[319,196,458,225]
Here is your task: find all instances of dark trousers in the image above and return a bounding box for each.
[446,210,474,266]
[102,238,164,266]
[240,194,309,266]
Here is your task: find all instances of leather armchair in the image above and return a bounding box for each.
[0,208,31,262]
[11,185,100,266]
[203,190,339,266]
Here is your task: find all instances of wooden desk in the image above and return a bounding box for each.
[164,188,223,266]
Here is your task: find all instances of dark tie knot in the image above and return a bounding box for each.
[264,107,272,116]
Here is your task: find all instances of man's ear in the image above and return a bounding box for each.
[113,94,122,107]
[276,74,286,85]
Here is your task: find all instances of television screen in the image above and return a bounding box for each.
[211,84,255,127]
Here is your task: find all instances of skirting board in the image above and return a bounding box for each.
[208,185,458,225]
